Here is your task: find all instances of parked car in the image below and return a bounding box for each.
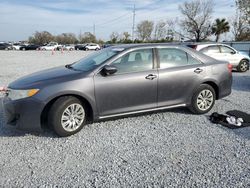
[3,44,232,136]
[12,43,23,50]
[19,44,40,51]
[0,43,12,50]
[62,44,75,51]
[102,44,114,48]
[75,44,87,50]
[40,42,62,51]
[187,43,250,72]
[83,43,101,51]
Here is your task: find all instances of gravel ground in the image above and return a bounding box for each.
[0,51,249,187]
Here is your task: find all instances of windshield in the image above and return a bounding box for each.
[71,48,121,71]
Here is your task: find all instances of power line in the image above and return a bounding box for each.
[95,13,131,27]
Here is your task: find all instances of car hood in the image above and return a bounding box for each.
[9,66,85,89]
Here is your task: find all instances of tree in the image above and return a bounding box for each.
[55,33,78,44]
[236,0,250,24]
[234,0,250,40]
[230,12,247,40]
[179,0,214,42]
[28,31,54,45]
[211,18,230,42]
[110,32,119,43]
[154,21,167,40]
[136,20,154,41]
[79,32,96,43]
[123,32,130,41]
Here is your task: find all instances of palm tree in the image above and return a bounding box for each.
[212,18,230,42]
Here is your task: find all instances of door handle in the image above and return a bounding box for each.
[194,68,203,74]
[145,74,157,80]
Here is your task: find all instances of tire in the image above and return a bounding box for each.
[237,60,249,72]
[189,84,216,114]
[48,96,86,137]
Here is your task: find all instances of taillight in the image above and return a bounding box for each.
[228,63,233,73]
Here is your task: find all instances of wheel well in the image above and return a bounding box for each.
[40,94,93,129]
[240,58,249,63]
[202,81,219,100]
[240,59,249,63]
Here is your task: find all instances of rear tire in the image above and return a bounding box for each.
[189,84,216,114]
[237,60,249,72]
[48,96,86,137]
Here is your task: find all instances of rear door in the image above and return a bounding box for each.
[157,47,206,107]
[94,48,158,116]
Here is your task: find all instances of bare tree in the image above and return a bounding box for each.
[233,0,250,40]
[154,21,167,40]
[110,32,120,43]
[230,11,247,40]
[179,0,214,42]
[28,31,54,45]
[56,33,78,44]
[236,0,250,24]
[122,32,130,41]
[79,32,97,43]
[136,20,154,41]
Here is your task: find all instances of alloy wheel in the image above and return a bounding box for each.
[196,89,214,111]
[61,103,85,132]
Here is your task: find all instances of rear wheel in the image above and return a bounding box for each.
[189,84,216,114]
[48,96,86,137]
[237,60,249,72]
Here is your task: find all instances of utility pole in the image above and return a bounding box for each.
[132,4,136,41]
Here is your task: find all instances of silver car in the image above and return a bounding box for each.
[187,43,250,72]
[2,44,232,136]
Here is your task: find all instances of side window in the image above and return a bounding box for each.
[187,54,202,65]
[220,46,235,54]
[111,49,153,74]
[158,48,188,69]
[201,46,220,53]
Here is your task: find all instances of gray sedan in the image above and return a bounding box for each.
[3,44,232,136]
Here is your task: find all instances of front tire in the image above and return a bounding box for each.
[48,96,86,137]
[189,84,216,114]
[237,60,249,72]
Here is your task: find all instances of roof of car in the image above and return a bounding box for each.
[110,42,185,50]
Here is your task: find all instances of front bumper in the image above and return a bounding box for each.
[2,96,45,132]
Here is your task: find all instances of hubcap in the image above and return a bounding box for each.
[197,89,214,111]
[240,61,248,71]
[61,103,85,132]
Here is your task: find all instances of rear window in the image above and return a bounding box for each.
[187,45,197,49]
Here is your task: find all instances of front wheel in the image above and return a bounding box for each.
[189,84,216,114]
[237,60,249,72]
[48,96,86,137]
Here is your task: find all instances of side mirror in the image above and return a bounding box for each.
[101,65,117,76]
[230,51,236,55]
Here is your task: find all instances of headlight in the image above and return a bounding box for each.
[7,89,39,100]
